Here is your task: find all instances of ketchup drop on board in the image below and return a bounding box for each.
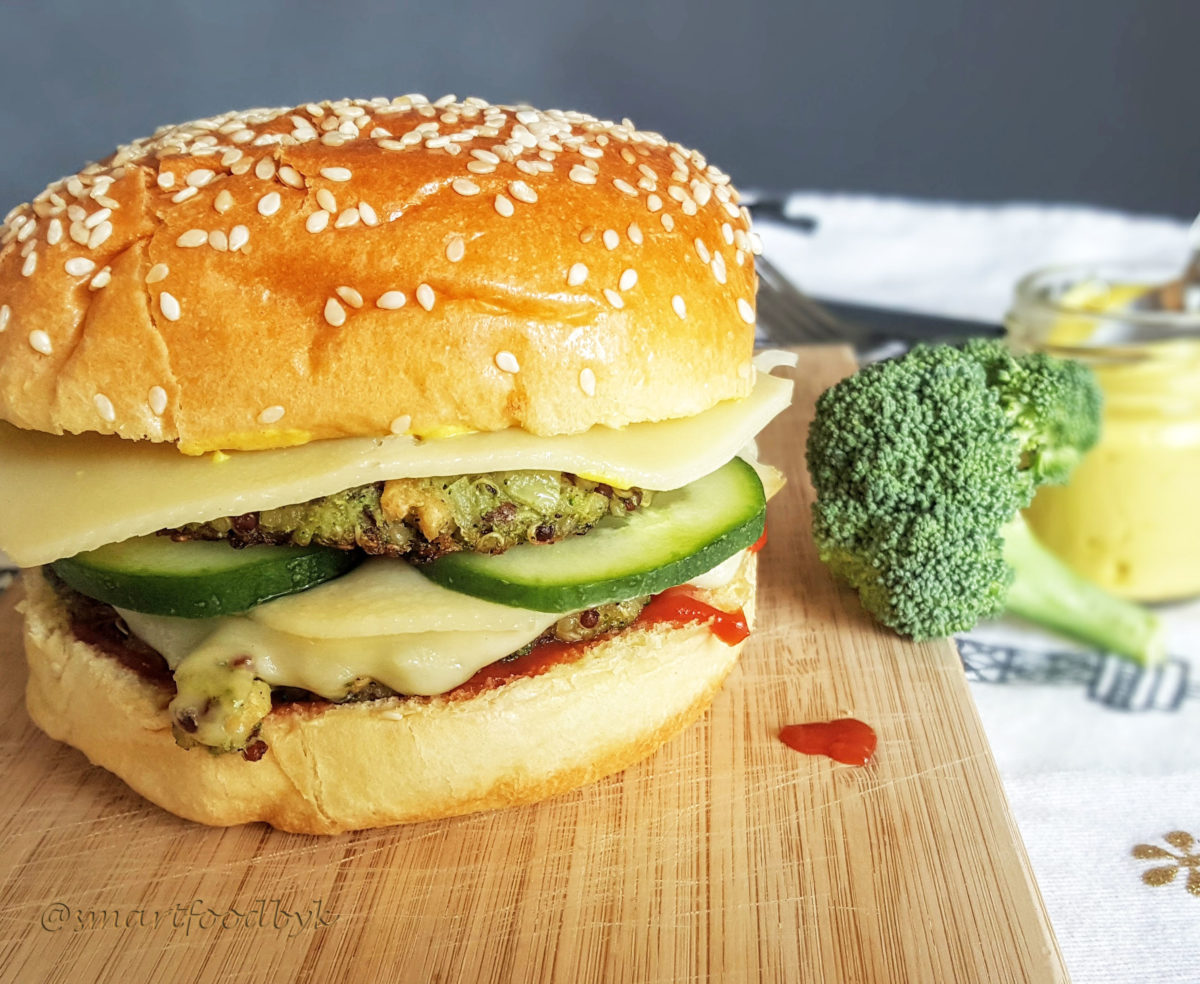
[779,718,877,766]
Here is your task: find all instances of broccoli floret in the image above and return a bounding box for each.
[806,339,1162,665]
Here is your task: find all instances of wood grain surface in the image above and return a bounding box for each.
[0,347,1068,984]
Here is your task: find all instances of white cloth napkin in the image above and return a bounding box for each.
[760,194,1200,984]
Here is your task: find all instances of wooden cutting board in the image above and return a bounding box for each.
[0,347,1068,984]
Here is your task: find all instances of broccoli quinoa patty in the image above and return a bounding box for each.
[164,471,652,561]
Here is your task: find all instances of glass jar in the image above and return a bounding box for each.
[1006,260,1200,602]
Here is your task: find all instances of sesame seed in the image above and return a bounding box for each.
[254,158,276,181]
[316,188,337,212]
[737,297,754,324]
[569,165,596,185]
[613,178,637,196]
[84,207,111,229]
[156,172,177,190]
[579,145,603,159]
[187,168,216,188]
[377,139,406,151]
[228,225,249,252]
[336,286,364,308]
[258,405,285,424]
[671,295,687,319]
[257,191,282,216]
[46,218,63,245]
[16,219,36,243]
[159,292,181,321]
[416,283,435,311]
[627,222,643,245]
[446,236,465,262]
[320,167,352,182]
[721,222,734,245]
[711,252,727,284]
[661,214,675,231]
[602,229,619,250]
[220,149,243,167]
[390,414,412,435]
[149,386,168,416]
[93,393,116,423]
[278,165,304,189]
[65,256,96,277]
[334,207,360,228]
[579,367,596,397]
[324,297,347,327]
[509,180,537,204]
[619,268,637,291]
[89,266,112,289]
[0,304,9,332]
[146,263,169,284]
[466,161,496,174]
[567,262,588,286]
[494,194,514,217]
[87,222,113,249]
[306,210,330,234]
[646,194,663,212]
[495,350,520,373]
[579,228,595,244]
[176,229,208,248]
[359,202,379,226]
[694,238,710,263]
[171,187,198,204]
[214,190,234,214]
[604,288,624,309]
[681,199,698,216]
[29,329,52,354]
[471,148,500,164]
[376,290,406,309]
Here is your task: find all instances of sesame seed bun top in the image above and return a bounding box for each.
[0,95,760,454]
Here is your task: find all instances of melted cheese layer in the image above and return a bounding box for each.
[0,361,793,566]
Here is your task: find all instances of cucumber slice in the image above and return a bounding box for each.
[51,536,359,618]
[418,457,765,612]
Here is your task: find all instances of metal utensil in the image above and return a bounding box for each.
[1140,211,1200,312]
[755,253,1002,357]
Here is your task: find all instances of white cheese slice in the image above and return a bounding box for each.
[248,557,557,638]
[119,607,558,699]
[114,543,749,700]
[0,360,794,566]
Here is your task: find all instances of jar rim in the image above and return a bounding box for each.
[1010,259,1200,346]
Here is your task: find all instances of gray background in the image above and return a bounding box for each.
[0,0,1195,220]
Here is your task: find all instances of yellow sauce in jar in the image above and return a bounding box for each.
[1009,268,1200,602]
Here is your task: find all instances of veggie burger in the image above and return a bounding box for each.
[0,96,792,833]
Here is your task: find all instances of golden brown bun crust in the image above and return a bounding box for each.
[0,97,760,453]
[21,558,755,834]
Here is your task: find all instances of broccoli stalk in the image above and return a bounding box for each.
[806,339,1163,665]
[1002,516,1163,663]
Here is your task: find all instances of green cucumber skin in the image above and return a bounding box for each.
[51,537,359,618]
[418,458,766,612]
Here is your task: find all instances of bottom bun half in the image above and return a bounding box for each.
[21,558,755,834]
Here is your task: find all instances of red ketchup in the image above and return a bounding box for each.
[451,588,750,699]
[748,523,768,554]
[639,587,750,645]
[779,718,877,766]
